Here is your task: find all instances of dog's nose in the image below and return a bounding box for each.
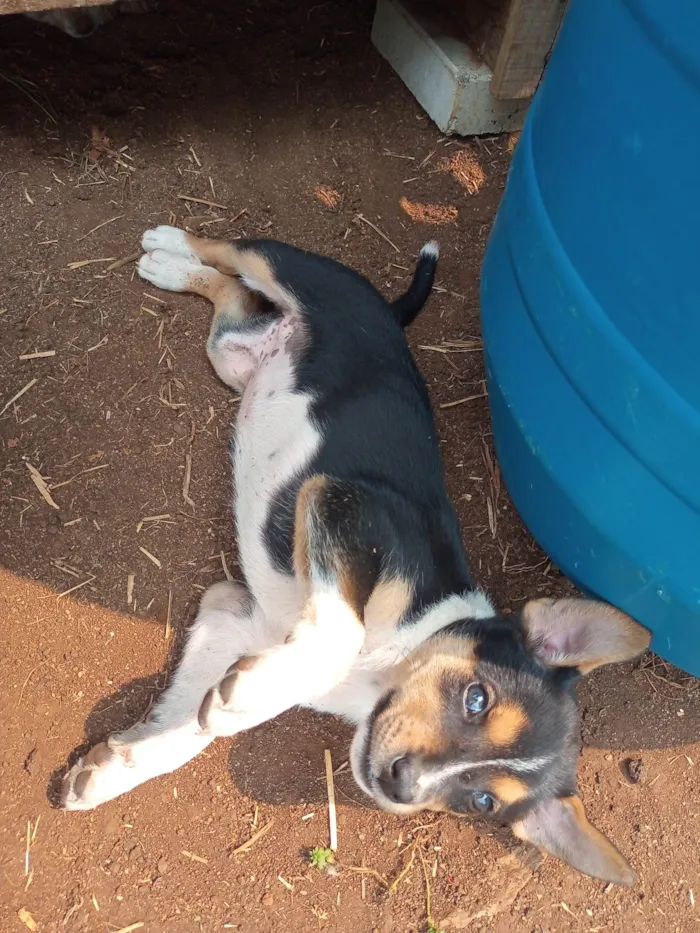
[377,755,416,804]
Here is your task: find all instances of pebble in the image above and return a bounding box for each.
[157,858,170,874]
[625,757,646,784]
[261,892,274,906]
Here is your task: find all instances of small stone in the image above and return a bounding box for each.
[604,753,613,762]
[261,892,273,906]
[625,758,645,784]
[157,858,170,874]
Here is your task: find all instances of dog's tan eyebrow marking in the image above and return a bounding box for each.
[485,702,529,747]
[491,775,529,805]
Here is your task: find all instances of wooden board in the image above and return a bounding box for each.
[1,0,110,15]
[490,0,567,100]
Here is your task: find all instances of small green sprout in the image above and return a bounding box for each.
[310,846,335,870]
[426,924,443,933]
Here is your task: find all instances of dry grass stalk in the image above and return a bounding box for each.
[18,908,38,931]
[105,251,140,272]
[1,377,38,417]
[324,749,338,851]
[137,513,173,532]
[165,588,173,641]
[344,864,389,887]
[19,659,50,704]
[67,257,117,270]
[439,393,487,410]
[177,194,227,210]
[181,850,208,864]
[77,214,124,242]
[139,546,162,569]
[220,550,233,582]
[127,574,135,606]
[19,350,55,360]
[183,452,195,508]
[417,845,437,931]
[50,463,108,490]
[277,874,294,891]
[388,843,417,894]
[355,213,400,253]
[25,461,59,509]
[111,923,144,933]
[231,818,274,854]
[57,575,96,599]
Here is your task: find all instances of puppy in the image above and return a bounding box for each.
[60,227,650,885]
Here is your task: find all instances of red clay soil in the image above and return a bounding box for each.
[1,2,698,932]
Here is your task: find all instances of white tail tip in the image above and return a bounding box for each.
[420,241,440,260]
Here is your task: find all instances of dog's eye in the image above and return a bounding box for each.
[463,683,488,714]
[470,790,495,814]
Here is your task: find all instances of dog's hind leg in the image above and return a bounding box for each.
[61,582,277,810]
[139,227,297,393]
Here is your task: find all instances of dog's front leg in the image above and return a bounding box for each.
[61,582,277,810]
[198,475,375,736]
[198,581,365,735]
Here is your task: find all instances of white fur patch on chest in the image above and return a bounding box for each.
[313,590,496,723]
[233,315,319,621]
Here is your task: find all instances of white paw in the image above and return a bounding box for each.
[138,249,200,292]
[198,658,278,736]
[141,225,200,263]
[61,740,138,811]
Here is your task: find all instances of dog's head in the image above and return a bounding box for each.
[351,597,650,885]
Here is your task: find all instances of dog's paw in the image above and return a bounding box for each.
[197,656,274,736]
[61,741,126,811]
[141,225,201,262]
[138,249,201,292]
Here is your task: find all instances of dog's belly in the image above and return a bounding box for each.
[233,318,320,622]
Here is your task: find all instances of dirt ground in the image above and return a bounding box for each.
[1,2,699,931]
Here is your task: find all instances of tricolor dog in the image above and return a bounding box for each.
[60,226,650,884]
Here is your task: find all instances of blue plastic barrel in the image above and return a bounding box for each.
[480,0,700,675]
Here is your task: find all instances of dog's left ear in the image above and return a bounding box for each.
[521,598,651,674]
[512,795,635,885]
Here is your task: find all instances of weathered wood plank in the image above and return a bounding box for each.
[1,0,107,16]
[490,0,567,100]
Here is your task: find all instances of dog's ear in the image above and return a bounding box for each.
[521,598,650,674]
[512,795,635,885]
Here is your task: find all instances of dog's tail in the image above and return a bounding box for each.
[390,241,439,328]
